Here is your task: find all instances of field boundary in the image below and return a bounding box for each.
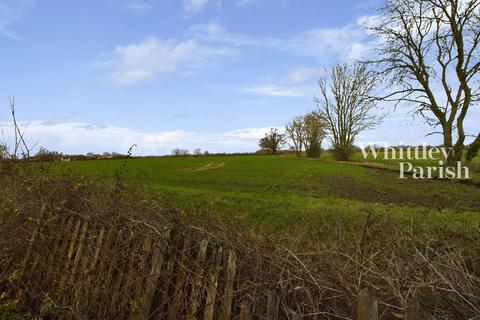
[15,212,428,320]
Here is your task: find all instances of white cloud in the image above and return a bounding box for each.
[286,66,318,84]
[242,84,307,97]
[184,0,208,16]
[283,16,377,60]
[0,0,34,38]
[99,16,377,85]
[212,66,318,97]
[193,16,377,61]
[98,37,234,85]
[193,17,378,96]
[0,121,278,155]
[191,22,278,47]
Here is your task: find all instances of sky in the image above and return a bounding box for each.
[0,0,478,155]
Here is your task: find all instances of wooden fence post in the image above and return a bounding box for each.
[203,246,223,320]
[405,297,424,320]
[56,219,82,303]
[187,239,209,320]
[139,232,169,320]
[240,303,251,320]
[357,288,378,320]
[167,236,191,320]
[221,250,237,320]
[19,203,46,277]
[266,290,280,320]
[90,227,106,271]
[155,231,181,315]
[89,229,113,316]
[99,229,124,318]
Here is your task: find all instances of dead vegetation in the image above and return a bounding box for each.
[0,163,479,319]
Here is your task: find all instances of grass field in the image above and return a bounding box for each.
[57,153,480,237]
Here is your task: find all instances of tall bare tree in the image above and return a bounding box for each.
[285,112,326,157]
[368,0,480,165]
[316,63,382,160]
[285,116,306,155]
[0,98,35,160]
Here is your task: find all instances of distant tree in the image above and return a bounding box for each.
[172,148,190,156]
[285,116,306,156]
[316,63,382,161]
[35,147,63,162]
[303,112,326,158]
[111,152,125,159]
[204,150,210,156]
[102,152,112,158]
[259,128,286,154]
[193,148,202,156]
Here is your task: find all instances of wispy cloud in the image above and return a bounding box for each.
[283,17,377,60]
[184,0,208,16]
[192,16,377,61]
[190,18,376,95]
[0,0,34,39]
[97,37,235,85]
[99,16,376,85]
[212,66,318,97]
[286,66,318,84]
[241,84,308,97]
[121,0,152,12]
[236,0,258,6]
[0,120,278,155]
[191,22,279,47]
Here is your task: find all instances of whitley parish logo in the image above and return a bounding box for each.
[361,144,470,179]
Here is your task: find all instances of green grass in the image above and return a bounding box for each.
[55,154,480,236]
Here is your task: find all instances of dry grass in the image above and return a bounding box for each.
[1,163,479,319]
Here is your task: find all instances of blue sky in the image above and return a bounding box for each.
[0,0,477,155]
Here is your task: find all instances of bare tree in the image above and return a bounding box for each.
[285,116,306,155]
[172,148,190,157]
[285,112,326,158]
[171,148,180,156]
[368,0,480,165]
[316,63,382,160]
[259,128,286,154]
[0,98,36,161]
[193,148,202,156]
[303,112,326,158]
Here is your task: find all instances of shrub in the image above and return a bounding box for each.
[332,145,354,161]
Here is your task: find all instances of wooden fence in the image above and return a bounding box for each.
[19,214,425,319]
